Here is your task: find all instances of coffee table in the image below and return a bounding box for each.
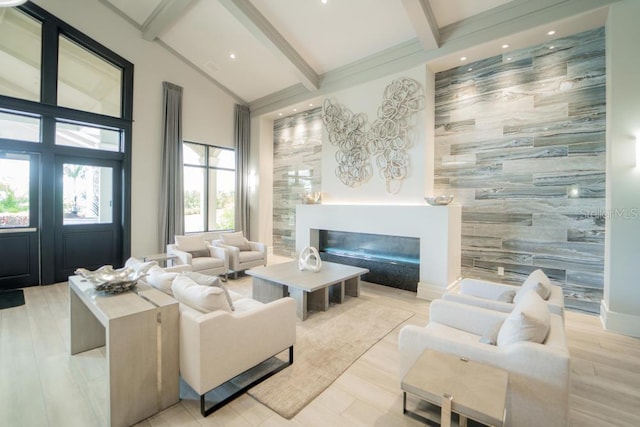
[247,261,369,320]
[401,349,507,427]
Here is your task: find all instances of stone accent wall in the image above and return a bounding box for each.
[434,27,606,313]
[272,108,323,257]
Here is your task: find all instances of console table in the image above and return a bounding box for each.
[69,276,179,427]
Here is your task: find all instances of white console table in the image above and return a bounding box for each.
[69,276,179,427]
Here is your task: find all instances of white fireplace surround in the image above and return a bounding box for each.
[296,204,461,300]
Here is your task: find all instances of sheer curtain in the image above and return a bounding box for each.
[159,82,184,251]
[234,104,251,238]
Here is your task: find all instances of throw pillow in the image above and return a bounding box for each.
[220,231,251,251]
[497,290,550,346]
[182,271,234,311]
[187,248,210,258]
[124,257,158,274]
[171,275,232,313]
[479,320,504,345]
[514,269,552,303]
[146,265,178,295]
[496,289,516,303]
[175,234,208,252]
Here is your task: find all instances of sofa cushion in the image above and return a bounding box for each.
[497,289,516,303]
[238,250,264,263]
[191,257,224,270]
[479,320,504,345]
[171,275,232,313]
[515,269,552,303]
[124,257,158,274]
[146,265,178,295]
[497,290,550,346]
[181,271,234,310]
[221,231,251,251]
[233,297,265,313]
[188,248,210,258]
[175,234,207,252]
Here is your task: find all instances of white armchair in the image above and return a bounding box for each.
[178,293,296,416]
[167,234,229,278]
[443,269,565,318]
[399,297,570,427]
[212,231,267,279]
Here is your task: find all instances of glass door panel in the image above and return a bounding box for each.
[62,163,113,225]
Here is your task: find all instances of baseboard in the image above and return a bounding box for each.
[416,279,460,301]
[600,300,640,338]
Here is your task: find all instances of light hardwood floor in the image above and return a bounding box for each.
[1,269,639,426]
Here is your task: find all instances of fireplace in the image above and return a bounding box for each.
[296,204,461,299]
[318,230,419,291]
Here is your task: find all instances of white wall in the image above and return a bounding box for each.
[34,0,237,257]
[320,66,431,205]
[602,0,640,337]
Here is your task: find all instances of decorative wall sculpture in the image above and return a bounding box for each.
[322,77,424,194]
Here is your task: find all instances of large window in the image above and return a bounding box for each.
[183,142,235,233]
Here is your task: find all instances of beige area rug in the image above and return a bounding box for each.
[247,294,414,419]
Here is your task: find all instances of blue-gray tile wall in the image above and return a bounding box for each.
[434,27,606,313]
[272,108,323,257]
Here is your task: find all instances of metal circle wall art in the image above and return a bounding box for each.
[322,77,424,194]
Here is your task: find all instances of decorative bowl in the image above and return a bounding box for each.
[74,265,145,294]
[425,195,454,206]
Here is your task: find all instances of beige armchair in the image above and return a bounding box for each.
[167,234,229,278]
[212,231,267,279]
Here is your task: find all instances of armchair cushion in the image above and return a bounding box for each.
[188,248,211,258]
[175,234,208,252]
[146,265,179,295]
[181,271,234,310]
[172,275,232,313]
[221,231,251,251]
[497,290,550,346]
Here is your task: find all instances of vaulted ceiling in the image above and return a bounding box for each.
[99,0,615,115]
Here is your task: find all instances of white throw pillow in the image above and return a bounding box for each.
[171,275,232,313]
[514,269,552,303]
[124,257,158,274]
[497,290,550,346]
[181,271,234,310]
[220,231,251,251]
[146,265,178,295]
[175,234,208,252]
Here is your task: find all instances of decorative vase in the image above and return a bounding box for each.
[298,246,322,272]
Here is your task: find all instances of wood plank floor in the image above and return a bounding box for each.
[1,267,639,426]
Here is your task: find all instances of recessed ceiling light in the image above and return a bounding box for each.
[549,46,555,50]
[293,108,297,112]
[547,30,556,36]
[309,103,313,107]
[460,56,467,61]
[506,57,512,61]
[321,0,328,4]
[229,53,236,60]
[502,44,510,49]
[278,113,283,116]
[468,68,473,71]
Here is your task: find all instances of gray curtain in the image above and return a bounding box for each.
[234,104,251,238]
[159,82,184,251]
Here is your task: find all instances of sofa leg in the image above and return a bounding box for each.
[199,345,294,417]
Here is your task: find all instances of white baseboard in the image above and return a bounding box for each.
[600,300,640,338]
[416,278,460,301]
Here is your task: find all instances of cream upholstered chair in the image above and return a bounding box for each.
[211,231,266,279]
[443,269,565,318]
[167,234,228,278]
[399,294,570,427]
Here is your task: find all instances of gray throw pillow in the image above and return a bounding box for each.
[188,248,210,258]
[479,320,504,346]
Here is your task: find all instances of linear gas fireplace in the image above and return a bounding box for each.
[319,230,419,291]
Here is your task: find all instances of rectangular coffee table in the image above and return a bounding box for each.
[247,261,369,320]
[401,349,508,427]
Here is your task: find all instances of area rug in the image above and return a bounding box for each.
[247,295,413,419]
[0,289,25,310]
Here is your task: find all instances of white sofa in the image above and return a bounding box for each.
[167,234,229,277]
[399,297,570,427]
[443,269,565,318]
[211,231,267,279]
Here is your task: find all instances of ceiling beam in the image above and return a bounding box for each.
[142,0,197,41]
[218,0,320,91]
[401,0,440,51]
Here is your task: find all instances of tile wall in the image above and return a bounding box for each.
[434,27,606,313]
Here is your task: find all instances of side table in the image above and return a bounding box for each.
[143,253,178,267]
[401,349,507,427]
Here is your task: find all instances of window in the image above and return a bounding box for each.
[55,121,121,152]
[0,8,41,102]
[0,153,30,228]
[62,163,113,225]
[0,110,41,143]
[183,142,235,233]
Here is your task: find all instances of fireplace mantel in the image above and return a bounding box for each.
[296,204,461,300]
